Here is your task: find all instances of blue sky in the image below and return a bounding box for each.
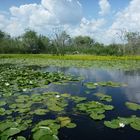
[0,0,139,44]
[1,0,130,18]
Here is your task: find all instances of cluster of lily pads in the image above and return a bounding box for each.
[76,101,114,120]
[103,102,140,131]
[84,81,127,89]
[32,117,77,140]
[0,64,78,96]
[1,56,140,71]
[104,115,140,131]
[94,93,112,102]
[0,64,140,139]
[0,89,86,140]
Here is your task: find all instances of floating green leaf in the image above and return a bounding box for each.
[76,101,114,120]
[125,102,140,111]
[104,115,140,131]
[95,93,112,102]
[84,82,97,89]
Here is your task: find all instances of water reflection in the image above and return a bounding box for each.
[41,66,140,103]
[33,66,140,140]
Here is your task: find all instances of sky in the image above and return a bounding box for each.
[0,0,140,44]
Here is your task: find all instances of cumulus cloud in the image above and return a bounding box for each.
[110,0,140,31]
[104,0,140,44]
[72,18,106,37]
[0,14,8,29]
[0,0,82,36]
[0,0,140,44]
[41,0,82,24]
[99,0,111,16]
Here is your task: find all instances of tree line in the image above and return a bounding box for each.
[0,29,140,55]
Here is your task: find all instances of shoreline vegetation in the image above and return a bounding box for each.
[0,54,140,61]
[1,30,140,56]
[0,54,140,70]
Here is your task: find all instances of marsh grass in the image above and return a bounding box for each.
[0,54,140,61]
[0,54,140,70]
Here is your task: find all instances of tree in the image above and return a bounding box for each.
[22,29,39,53]
[52,30,70,55]
[37,35,50,53]
[125,32,140,54]
[0,30,5,39]
[73,36,94,47]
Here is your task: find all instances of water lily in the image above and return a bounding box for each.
[29,81,33,84]
[5,82,10,86]
[94,83,98,86]
[119,123,125,128]
[56,95,60,98]
[22,89,27,92]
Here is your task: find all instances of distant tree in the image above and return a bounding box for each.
[37,35,50,53]
[52,29,70,55]
[125,32,140,54]
[0,30,5,39]
[22,29,39,53]
[73,36,94,47]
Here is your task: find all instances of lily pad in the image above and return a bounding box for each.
[104,115,140,131]
[84,82,97,89]
[71,96,86,103]
[76,101,114,120]
[57,117,71,127]
[0,101,6,106]
[34,109,49,115]
[90,113,105,120]
[95,93,112,102]
[33,127,58,140]
[16,136,26,140]
[66,123,77,128]
[125,102,140,111]
[1,128,21,139]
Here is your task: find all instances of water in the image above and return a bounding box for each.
[38,66,140,140]
[1,65,140,140]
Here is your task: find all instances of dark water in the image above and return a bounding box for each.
[36,66,140,140]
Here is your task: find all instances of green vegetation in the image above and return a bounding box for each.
[104,115,140,131]
[125,102,140,111]
[1,54,140,71]
[84,81,127,89]
[76,101,114,120]
[0,58,140,139]
[0,29,140,55]
[0,64,78,96]
[95,93,112,102]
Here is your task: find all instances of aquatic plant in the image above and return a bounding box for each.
[95,93,112,102]
[0,65,79,96]
[104,115,140,131]
[125,102,140,111]
[76,101,114,120]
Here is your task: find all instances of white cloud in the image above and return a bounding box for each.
[0,0,140,44]
[72,18,106,38]
[104,0,140,44]
[0,0,82,36]
[99,0,111,16]
[0,14,8,29]
[41,0,82,24]
[110,0,140,31]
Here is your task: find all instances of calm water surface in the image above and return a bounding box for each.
[36,66,140,140]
